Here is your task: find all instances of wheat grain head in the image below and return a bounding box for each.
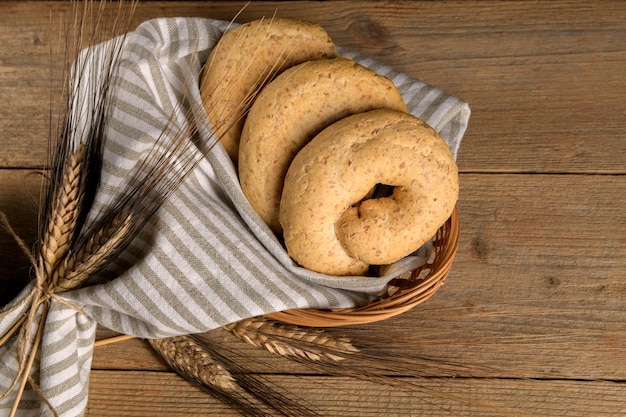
[40,143,86,279]
[224,317,359,363]
[149,335,238,391]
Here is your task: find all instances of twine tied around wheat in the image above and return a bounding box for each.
[0,126,144,414]
[0,145,92,413]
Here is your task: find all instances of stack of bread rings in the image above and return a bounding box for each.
[200,18,459,277]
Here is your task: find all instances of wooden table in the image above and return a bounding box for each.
[1,1,625,416]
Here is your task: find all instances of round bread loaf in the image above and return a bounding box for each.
[200,18,338,160]
[239,57,408,233]
[279,109,458,276]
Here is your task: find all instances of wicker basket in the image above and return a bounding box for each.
[266,206,460,327]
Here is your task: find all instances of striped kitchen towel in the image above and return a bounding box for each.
[0,17,470,416]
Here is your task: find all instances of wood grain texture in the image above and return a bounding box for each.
[0,1,624,172]
[1,1,625,416]
[85,371,626,417]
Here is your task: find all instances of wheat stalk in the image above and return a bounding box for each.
[224,317,359,363]
[149,335,238,391]
[2,139,124,415]
[148,332,321,417]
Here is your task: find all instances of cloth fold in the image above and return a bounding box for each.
[1,17,470,416]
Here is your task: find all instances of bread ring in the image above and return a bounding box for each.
[239,57,408,233]
[200,18,338,160]
[279,109,458,276]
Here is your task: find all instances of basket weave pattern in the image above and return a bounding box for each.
[266,207,460,327]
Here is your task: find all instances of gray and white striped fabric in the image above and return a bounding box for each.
[1,17,470,416]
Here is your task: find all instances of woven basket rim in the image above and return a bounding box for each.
[266,206,460,327]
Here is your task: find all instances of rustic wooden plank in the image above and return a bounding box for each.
[0,1,624,172]
[85,370,626,417]
[0,3,65,168]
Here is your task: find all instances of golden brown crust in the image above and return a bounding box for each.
[199,18,338,161]
[279,109,458,276]
[239,57,408,233]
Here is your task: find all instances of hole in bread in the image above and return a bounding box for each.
[352,183,395,217]
[371,183,394,199]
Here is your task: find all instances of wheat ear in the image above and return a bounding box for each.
[40,143,85,278]
[149,335,238,391]
[51,210,133,292]
[224,317,359,363]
